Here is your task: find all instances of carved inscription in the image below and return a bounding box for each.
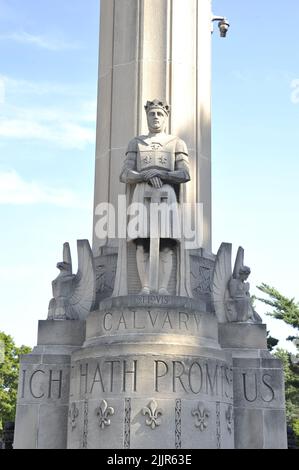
[101,310,201,334]
[135,296,171,305]
[154,360,233,398]
[242,372,275,404]
[21,368,65,400]
[73,359,233,399]
[79,361,138,395]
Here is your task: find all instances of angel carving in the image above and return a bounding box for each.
[212,243,262,324]
[48,240,96,320]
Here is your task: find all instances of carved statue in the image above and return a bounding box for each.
[118,99,191,296]
[212,243,262,323]
[48,240,96,320]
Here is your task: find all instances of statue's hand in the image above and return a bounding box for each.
[143,169,165,181]
[149,177,163,189]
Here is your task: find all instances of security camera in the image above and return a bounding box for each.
[218,19,230,38]
[212,15,230,38]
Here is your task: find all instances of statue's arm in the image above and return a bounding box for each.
[160,156,190,184]
[120,139,146,184]
[159,139,190,183]
[120,152,145,184]
[228,278,238,298]
[245,282,251,296]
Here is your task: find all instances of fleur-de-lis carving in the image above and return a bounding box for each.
[95,400,115,429]
[226,405,234,434]
[192,403,210,431]
[69,403,79,431]
[158,155,168,165]
[142,400,163,430]
[143,155,152,165]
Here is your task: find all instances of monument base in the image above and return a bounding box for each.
[14,299,287,449]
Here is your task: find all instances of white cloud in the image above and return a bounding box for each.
[0,170,88,208]
[0,75,97,149]
[0,75,76,97]
[0,31,81,51]
[0,117,95,149]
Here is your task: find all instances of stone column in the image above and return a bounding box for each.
[93,0,212,253]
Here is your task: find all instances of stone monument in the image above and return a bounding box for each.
[13,0,287,449]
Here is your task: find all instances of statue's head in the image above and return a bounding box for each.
[145,99,170,134]
[239,266,251,280]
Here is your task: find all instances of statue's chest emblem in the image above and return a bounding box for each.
[137,142,175,171]
[158,155,168,165]
[143,155,153,165]
[150,143,162,150]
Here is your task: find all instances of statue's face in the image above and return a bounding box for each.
[239,272,249,281]
[147,107,167,133]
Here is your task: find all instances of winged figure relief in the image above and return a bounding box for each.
[212,243,262,324]
[48,240,96,320]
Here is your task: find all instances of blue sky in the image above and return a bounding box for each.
[0,0,298,351]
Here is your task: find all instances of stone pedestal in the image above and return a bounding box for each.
[14,304,287,449]
[13,320,85,449]
[219,323,287,449]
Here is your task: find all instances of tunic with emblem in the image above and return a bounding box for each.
[120,134,190,240]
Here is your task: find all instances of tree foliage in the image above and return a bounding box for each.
[257,283,299,329]
[257,284,299,446]
[266,331,279,352]
[0,332,31,434]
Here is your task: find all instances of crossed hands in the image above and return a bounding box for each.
[142,169,167,189]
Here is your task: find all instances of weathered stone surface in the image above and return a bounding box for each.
[14,324,74,449]
[37,320,86,346]
[219,323,267,349]
[234,408,264,449]
[37,404,68,449]
[130,398,174,449]
[263,410,288,449]
[84,398,124,450]
[233,367,285,409]
[13,405,39,449]
[231,352,286,449]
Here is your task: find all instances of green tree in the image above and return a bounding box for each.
[0,332,31,436]
[257,284,299,446]
[257,283,299,329]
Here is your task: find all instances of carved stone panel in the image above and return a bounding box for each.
[190,253,215,300]
[95,254,117,303]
